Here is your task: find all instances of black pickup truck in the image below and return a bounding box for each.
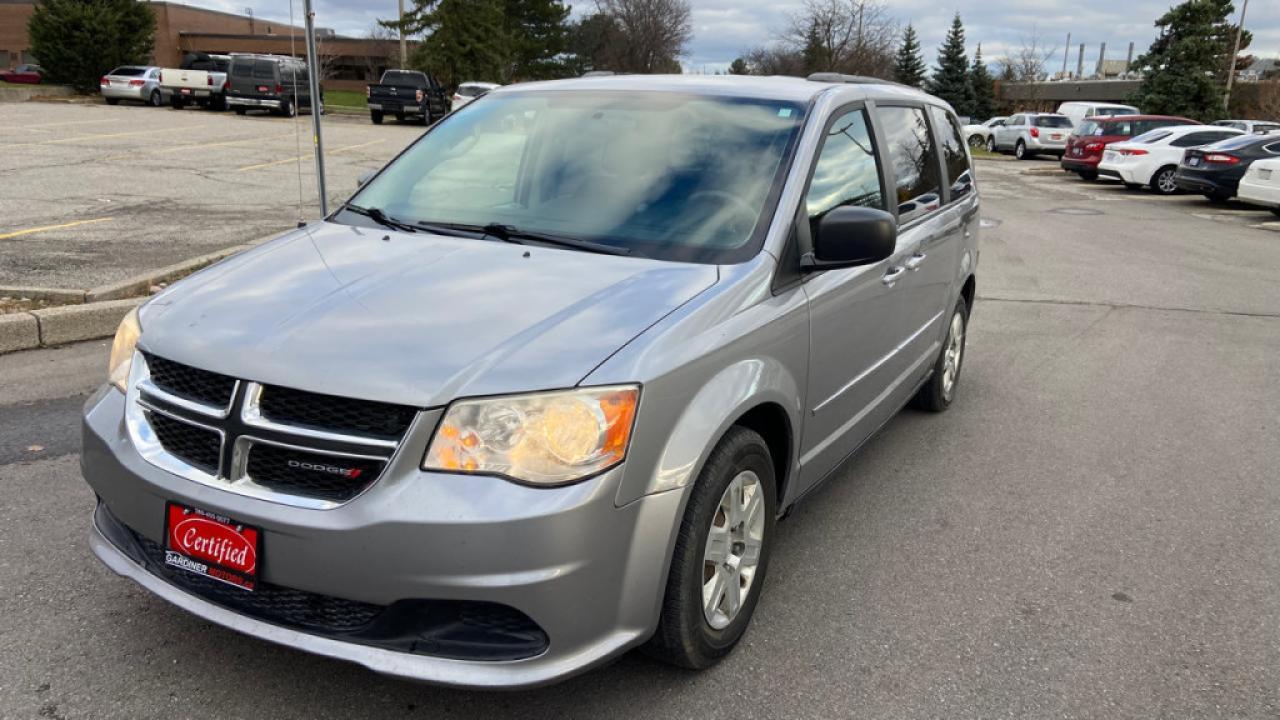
[366,70,450,125]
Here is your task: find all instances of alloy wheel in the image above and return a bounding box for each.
[941,310,965,401]
[702,470,765,630]
[986,136,995,152]
[1156,169,1178,194]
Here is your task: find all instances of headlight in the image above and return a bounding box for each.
[424,385,639,486]
[107,307,141,392]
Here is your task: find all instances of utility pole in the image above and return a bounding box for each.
[302,0,328,216]
[398,0,407,69]
[1096,42,1106,78]
[1224,0,1249,110]
[1076,43,1084,78]
[1062,33,1071,77]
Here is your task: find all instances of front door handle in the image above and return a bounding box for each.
[882,266,906,286]
[905,253,926,271]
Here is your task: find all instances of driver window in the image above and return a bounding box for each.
[805,108,885,231]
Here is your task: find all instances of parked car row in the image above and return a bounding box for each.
[364,71,500,125]
[0,63,44,84]
[99,54,321,117]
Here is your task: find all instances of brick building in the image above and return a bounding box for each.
[0,0,406,91]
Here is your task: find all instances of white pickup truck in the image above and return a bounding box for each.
[159,53,230,110]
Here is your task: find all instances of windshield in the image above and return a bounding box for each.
[1129,129,1173,144]
[344,91,807,264]
[1034,116,1072,128]
[1092,106,1137,117]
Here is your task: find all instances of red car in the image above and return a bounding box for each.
[0,63,44,84]
[1061,114,1197,180]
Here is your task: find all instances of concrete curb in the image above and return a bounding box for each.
[0,313,40,354]
[85,242,257,302]
[0,286,88,303]
[31,298,143,347]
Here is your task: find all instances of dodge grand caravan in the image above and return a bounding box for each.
[83,74,980,688]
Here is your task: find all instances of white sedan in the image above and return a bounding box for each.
[961,117,1006,149]
[1238,157,1280,216]
[1098,125,1243,194]
[451,81,501,110]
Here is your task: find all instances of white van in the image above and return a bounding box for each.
[1057,101,1139,127]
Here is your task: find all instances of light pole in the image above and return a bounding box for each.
[398,0,407,69]
[302,0,327,216]
[1224,0,1249,111]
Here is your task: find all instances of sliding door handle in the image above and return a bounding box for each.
[882,266,906,286]
[904,253,926,271]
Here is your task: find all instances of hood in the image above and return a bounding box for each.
[139,222,718,407]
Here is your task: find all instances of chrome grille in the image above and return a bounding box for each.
[125,352,420,509]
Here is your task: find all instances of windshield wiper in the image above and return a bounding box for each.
[344,204,419,234]
[481,223,633,257]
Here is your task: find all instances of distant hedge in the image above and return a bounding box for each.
[28,0,156,93]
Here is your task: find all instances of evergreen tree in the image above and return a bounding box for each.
[926,13,975,117]
[503,0,571,81]
[893,24,927,88]
[28,0,156,93]
[1130,0,1249,121]
[969,44,996,120]
[728,57,750,75]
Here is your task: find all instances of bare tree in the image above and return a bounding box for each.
[996,28,1057,82]
[739,0,897,78]
[594,0,692,73]
[785,0,897,77]
[361,23,400,81]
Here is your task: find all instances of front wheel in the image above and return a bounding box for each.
[912,296,969,412]
[644,426,777,669]
[370,110,384,125]
[986,136,996,153]
[968,134,984,149]
[1150,166,1179,195]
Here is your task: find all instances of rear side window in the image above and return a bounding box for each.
[877,106,942,224]
[1102,120,1135,137]
[1254,123,1280,134]
[806,108,884,224]
[1034,116,1073,128]
[929,106,973,202]
[458,84,487,97]
[1207,134,1268,152]
[1172,131,1238,148]
[1008,114,1025,126]
[230,60,253,78]
[252,60,276,80]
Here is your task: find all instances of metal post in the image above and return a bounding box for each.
[1224,0,1249,110]
[302,0,328,216]
[397,0,407,69]
[1124,42,1134,77]
[1076,44,1085,78]
[1096,42,1106,78]
[1062,33,1071,77]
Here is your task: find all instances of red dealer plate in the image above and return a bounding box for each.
[164,502,261,591]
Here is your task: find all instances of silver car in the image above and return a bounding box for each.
[83,74,979,688]
[100,66,164,107]
[993,112,1073,159]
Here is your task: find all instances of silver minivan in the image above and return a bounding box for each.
[83,74,979,688]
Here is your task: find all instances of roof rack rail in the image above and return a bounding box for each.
[806,72,902,86]
[581,70,615,77]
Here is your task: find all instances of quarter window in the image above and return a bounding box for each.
[806,108,884,227]
[929,106,973,202]
[877,106,943,224]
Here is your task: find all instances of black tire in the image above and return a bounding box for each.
[1271,208,1280,218]
[395,112,406,123]
[1205,192,1231,204]
[644,426,777,670]
[105,97,119,106]
[1150,166,1179,195]
[1014,140,1028,160]
[148,90,161,107]
[985,136,996,153]
[234,107,247,115]
[1078,170,1098,182]
[170,96,185,109]
[911,295,969,412]
[1124,182,1143,190]
[280,98,296,118]
[968,134,984,148]
[209,93,225,111]
[370,110,384,125]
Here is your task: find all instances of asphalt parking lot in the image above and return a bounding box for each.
[1,128,1279,718]
[0,102,422,289]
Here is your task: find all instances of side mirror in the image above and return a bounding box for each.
[802,206,896,270]
[356,171,375,188]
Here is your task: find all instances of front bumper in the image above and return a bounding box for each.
[228,96,282,109]
[82,387,684,688]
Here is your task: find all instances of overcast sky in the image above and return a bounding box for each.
[187,0,1279,73]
